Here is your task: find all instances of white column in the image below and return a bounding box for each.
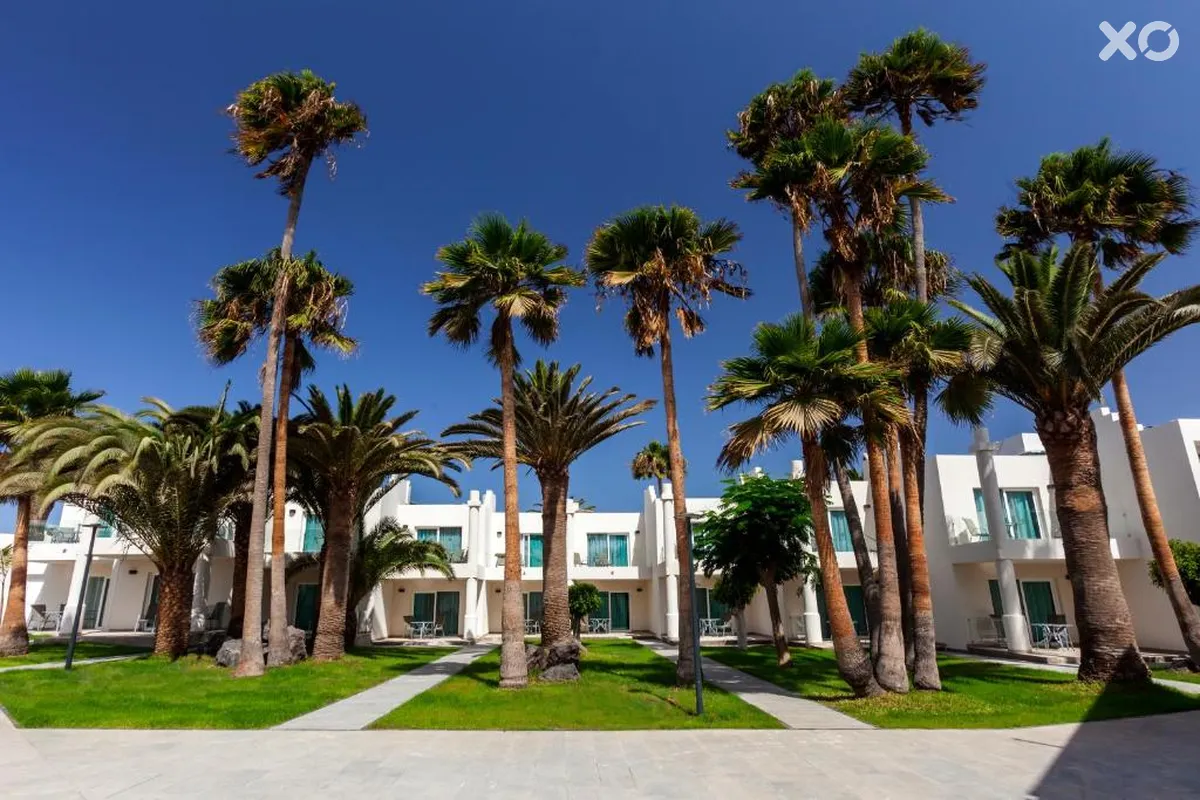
[791,459,823,643]
[665,573,680,641]
[190,547,212,631]
[463,576,479,641]
[368,583,389,640]
[661,483,677,569]
[59,553,90,633]
[464,491,482,637]
[103,558,124,631]
[995,557,1030,652]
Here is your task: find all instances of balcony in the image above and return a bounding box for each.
[29,523,80,544]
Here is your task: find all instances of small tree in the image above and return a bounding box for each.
[1150,540,1200,607]
[693,475,817,667]
[712,572,758,650]
[568,582,604,638]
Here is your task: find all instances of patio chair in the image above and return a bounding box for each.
[573,553,584,567]
[403,614,417,637]
[205,602,228,632]
[28,604,47,631]
[432,614,446,637]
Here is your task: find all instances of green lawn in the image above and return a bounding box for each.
[706,646,1200,729]
[1153,666,1200,685]
[0,640,150,667]
[0,645,453,728]
[373,639,782,730]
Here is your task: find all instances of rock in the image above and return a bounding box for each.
[203,632,227,657]
[285,626,308,663]
[525,643,546,671]
[215,638,242,668]
[544,638,586,667]
[1167,657,1197,672]
[540,663,580,682]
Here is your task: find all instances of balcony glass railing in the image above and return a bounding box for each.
[29,523,81,544]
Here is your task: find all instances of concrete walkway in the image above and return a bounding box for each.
[638,639,871,729]
[0,653,146,673]
[274,644,493,731]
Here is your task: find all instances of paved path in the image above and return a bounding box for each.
[638,639,870,730]
[274,645,493,731]
[3,711,1199,798]
[0,654,146,673]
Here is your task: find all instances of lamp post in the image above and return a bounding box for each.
[683,517,704,715]
[64,522,101,671]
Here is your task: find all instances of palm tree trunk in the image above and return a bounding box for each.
[901,425,941,690]
[659,324,696,684]
[539,471,572,648]
[236,162,309,677]
[1110,370,1200,664]
[313,491,352,661]
[0,497,32,656]
[267,334,298,666]
[845,279,908,693]
[802,437,882,697]
[886,429,914,668]
[227,504,252,638]
[913,386,929,520]
[790,199,812,316]
[899,110,928,305]
[1037,409,1151,683]
[835,463,879,654]
[154,563,195,660]
[497,317,528,689]
[760,569,791,667]
[735,609,748,650]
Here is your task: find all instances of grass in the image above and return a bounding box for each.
[0,640,150,667]
[373,639,782,730]
[1153,665,1200,685]
[705,645,1200,729]
[0,645,453,728]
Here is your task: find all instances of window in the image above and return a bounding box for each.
[303,518,325,552]
[523,591,543,621]
[694,588,728,621]
[586,533,629,567]
[417,527,464,561]
[98,510,117,539]
[521,534,543,567]
[1004,491,1041,540]
[595,591,631,630]
[973,489,991,540]
[829,510,853,552]
[413,591,460,636]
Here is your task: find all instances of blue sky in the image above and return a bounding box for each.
[3,1,1199,522]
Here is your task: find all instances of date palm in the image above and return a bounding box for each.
[289,385,461,660]
[631,440,672,495]
[424,214,584,688]
[729,69,845,313]
[226,69,366,676]
[444,361,652,651]
[846,28,986,303]
[949,244,1200,682]
[197,249,357,666]
[0,370,102,656]
[995,141,1200,668]
[586,204,749,684]
[709,314,907,696]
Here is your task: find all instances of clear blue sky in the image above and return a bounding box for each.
[3,1,1199,522]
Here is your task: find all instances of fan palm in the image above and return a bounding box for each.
[3,399,252,658]
[289,385,462,660]
[197,249,356,665]
[728,69,845,312]
[226,70,366,676]
[424,214,584,688]
[0,370,102,656]
[995,141,1200,667]
[949,244,1200,682]
[631,441,676,494]
[444,361,652,650]
[586,204,749,683]
[846,28,986,302]
[708,314,907,696]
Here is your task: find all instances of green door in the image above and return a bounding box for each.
[843,585,868,636]
[295,584,319,632]
[83,576,109,628]
[988,580,1004,615]
[435,592,460,636]
[1020,581,1056,626]
[609,592,630,631]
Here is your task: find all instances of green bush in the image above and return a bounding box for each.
[568,582,604,636]
[1149,539,1200,605]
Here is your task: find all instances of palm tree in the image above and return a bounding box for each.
[845,28,986,303]
[424,214,584,688]
[4,399,252,658]
[0,370,102,656]
[728,69,845,312]
[197,249,357,665]
[709,314,906,696]
[346,519,455,648]
[226,70,366,675]
[631,441,673,494]
[995,141,1200,668]
[949,245,1200,682]
[444,361,652,650]
[586,204,749,683]
[289,385,461,659]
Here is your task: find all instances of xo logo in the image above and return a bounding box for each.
[1099,21,1179,61]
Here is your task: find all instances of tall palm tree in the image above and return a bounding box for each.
[289,385,461,660]
[4,399,252,658]
[444,361,652,650]
[728,69,845,313]
[631,441,673,494]
[709,315,907,696]
[226,70,366,675]
[995,141,1200,667]
[845,28,986,303]
[586,205,749,683]
[0,370,102,656]
[424,214,584,688]
[197,249,357,665]
[949,245,1200,682]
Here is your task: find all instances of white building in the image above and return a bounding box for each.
[4,406,1198,655]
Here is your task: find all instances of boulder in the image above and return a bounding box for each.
[203,632,228,657]
[285,626,308,664]
[540,663,580,682]
[544,638,586,667]
[527,638,587,678]
[215,638,242,668]
[525,643,545,671]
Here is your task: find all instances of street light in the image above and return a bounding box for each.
[64,522,101,671]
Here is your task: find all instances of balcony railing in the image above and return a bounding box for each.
[447,549,468,564]
[29,523,81,544]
